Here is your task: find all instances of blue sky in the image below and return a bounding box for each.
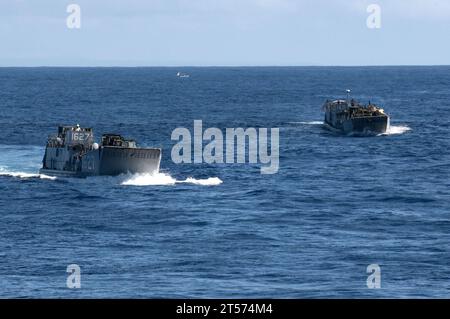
[1,0,449,66]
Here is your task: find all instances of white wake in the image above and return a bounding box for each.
[289,121,324,125]
[183,177,223,186]
[121,172,223,186]
[381,125,411,136]
[299,121,324,125]
[292,121,411,136]
[0,168,56,180]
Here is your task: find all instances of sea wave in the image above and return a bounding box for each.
[289,121,324,125]
[293,122,411,136]
[183,177,223,186]
[381,125,411,136]
[0,168,56,180]
[121,172,222,186]
[300,121,324,125]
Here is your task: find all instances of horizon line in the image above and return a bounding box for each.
[0,64,449,68]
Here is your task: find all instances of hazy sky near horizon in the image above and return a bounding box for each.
[1,0,450,66]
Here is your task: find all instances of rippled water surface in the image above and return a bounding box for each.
[0,67,449,297]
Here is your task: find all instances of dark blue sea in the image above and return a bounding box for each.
[0,67,449,298]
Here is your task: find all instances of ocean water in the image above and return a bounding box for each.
[0,66,449,298]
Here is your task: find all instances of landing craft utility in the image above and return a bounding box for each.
[39,125,161,177]
[323,90,390,135]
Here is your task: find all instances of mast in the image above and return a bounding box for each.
[346,89,351,106]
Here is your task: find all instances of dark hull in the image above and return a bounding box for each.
[98,147,161,175]
[324,115,389,135]
[40,146,161,177]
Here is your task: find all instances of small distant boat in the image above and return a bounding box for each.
[322,90,390,135]
[176,72,190,78]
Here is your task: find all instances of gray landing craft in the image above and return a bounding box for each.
[39,125,161,177]
[322,90,390,135]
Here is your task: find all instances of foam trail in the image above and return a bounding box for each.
[121,172,222,186]
[121,172,176,186]
[289,121,323,125]
[300,121,324,125]
[182,177,223,186]
[381,125,411,136]
[0,168,56,180]
[0,145,53,180]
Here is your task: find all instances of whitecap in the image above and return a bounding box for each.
[381,125,411,136]
[0,169,57,180]
[121,172,222,186]
[182,177,223,186]
[121,172,176,186]
[289,121,324,125]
